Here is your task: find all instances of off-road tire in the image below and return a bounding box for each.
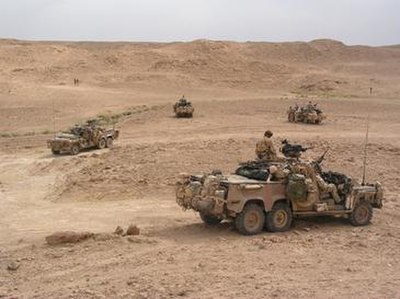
[51,149,60,155]
[265,202,292,232]
[70,145,80,155]
[234,203,265,235]
[200,213,222,226]
[106,137,113,148]
[98,138,106,149]
[350,201,373,226]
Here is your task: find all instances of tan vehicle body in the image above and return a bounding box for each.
[173,100,194,118]
[288,104,326,124]
[174,105,194,118]
[292,110,326,124]
[176,171,383,235]
[221,177,286,214]
[47,127,119,155]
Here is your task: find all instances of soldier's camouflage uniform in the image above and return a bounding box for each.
[269,165,290,181]
[255,137,278,161]
[287,107,296,122]
[293,163,320,205]
[316,175,341,203]
[293,162,341,204]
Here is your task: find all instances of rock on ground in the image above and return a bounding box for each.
[45,231,94,245]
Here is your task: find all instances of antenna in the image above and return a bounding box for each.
[52,98,56,137]
[361,116,370,185]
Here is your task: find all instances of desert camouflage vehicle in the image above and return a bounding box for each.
[47,121,119,155]
[176,157,383,235]
[288,102,326,124]
[173,96,194,118]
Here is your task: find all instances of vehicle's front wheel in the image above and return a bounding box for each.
[265,202,292,232]
[106,137,113,148]
[98,138,106,149]
[70,145,80,155]
[200,213,222,226]
[350,201,373,226]
[51,149,60,155]
[235,203,265,235]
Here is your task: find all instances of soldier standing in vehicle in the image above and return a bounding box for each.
[306,101,313,111]
[287,106,295,122]
[255,130,279,161]
[179,95,187,105]
[292,162,320,205]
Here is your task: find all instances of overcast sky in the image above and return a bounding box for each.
[0,0,399,46]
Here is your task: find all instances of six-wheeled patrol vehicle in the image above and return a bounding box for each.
[176,160,383,235]
[47,121,119,155]
[288,103,326,124]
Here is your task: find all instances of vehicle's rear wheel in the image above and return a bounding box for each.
[51,149,60,155]
[98,138,106,149]
[70,145,80,155]
[350,201,373,226]
[200,213,222,226]
[265,202,292,232]
[234,203,265,235]
[106,137,113,148]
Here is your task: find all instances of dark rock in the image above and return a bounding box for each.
[126,224,140,236]
[45,231,94,245]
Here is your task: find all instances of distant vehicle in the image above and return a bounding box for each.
[174,96,194,118]
[47,121,119,155]
[288,102,326,124]
[176,157,383,235]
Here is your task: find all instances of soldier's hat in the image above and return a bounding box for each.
[264,130,273,137]
[269,165,278,174]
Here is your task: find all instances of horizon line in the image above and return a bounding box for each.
[1,37,399,48]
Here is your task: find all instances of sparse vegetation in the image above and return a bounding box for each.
[95,105,150,126]
[0,106,153,139]
[0,130,53,138]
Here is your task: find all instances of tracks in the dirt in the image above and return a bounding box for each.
[1,96,400,250]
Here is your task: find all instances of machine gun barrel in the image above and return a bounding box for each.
[316,148,329,164]
[281,140,313,158]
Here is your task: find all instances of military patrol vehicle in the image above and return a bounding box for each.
[288,102,326,124]
[47,120,119,155]
[173,95,194,118]
[176,154,383,235]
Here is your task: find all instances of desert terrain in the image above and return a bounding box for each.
[0,39,399,299]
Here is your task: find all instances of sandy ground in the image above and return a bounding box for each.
[0,39,400,299]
